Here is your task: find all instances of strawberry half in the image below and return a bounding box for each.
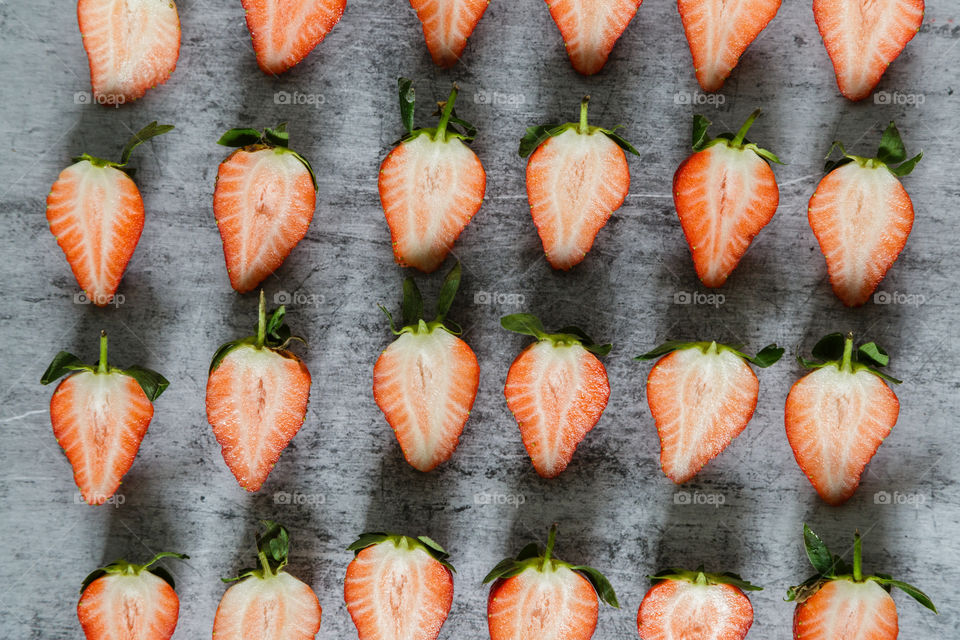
[502,313,611,478]
[674,110,781,287]
[545,0,643,75]
[785,333,901,506]
[637,340,783,483]
[78,551,187,640]
[808,122,921,307]
[46,122,173,306]
[205,292,311,491]
[344,532,455,640]
[41,331,169,505]
[813,0,924,101]
[374,262,479,472]
[241,0,346,75]
[213,124,317,293]
[521,96,638,270]
[77,0,181,103]
[214,521,322,639]
[678,0,781,92]
[409,0,489,67]
[637,567,760,639]
[380,79,486,273]
[787,525,937,639]
[485,525,619,640]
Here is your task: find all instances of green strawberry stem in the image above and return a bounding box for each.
[257,546,275,578]
[256,290,267,348]
[695,570,709,586]
[579,96,590,135]
[435,85,459,141]
[732,109,762,147]
[853,532,863,582]
[840,333,854,373]
[541,525,558,571]
[98,331,108,374]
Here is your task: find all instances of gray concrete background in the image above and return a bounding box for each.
[1,1,958,637]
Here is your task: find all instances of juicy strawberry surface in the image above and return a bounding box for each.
[793,580,899,640]
[46,161,144,306]
[637,580,754,640]
[487,567,599,640]
[813,0,924,101]
[78,571,179,640]
[546,0,643,75]
[213,571,322,640]
[678,0,781,92]
[78,0,180,102]
[344,542,454,640]
[213,148,316,293]
[410,0,489,67]
[242,0,346,74]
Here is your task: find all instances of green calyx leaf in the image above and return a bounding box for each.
[649,566,762,592]
[218,123,317,191]
[394,79,477,145]
[518,96,639,158]
[501,313,611,356]
[209,291,306,374]
[796,332,901,383]
[379,262,464,337]
[346,532,456,573]
[482,525,619,608]
[690,110,783,165]
[823,121,922,177]
[223,520,291,583]
[635,340,783,368]
[41,331,169,402]
[73,121,175,174]
[81,551,188,593]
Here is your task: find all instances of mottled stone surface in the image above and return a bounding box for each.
[0,1,958,637]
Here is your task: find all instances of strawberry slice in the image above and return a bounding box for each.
[374,263,479,472]
[785,333,901,506]
[637,340,783,483]
[344,532,455,639]
[787,525,937,639]
[214,521,322,640]
[674,110,781,287]
[41,331,169,505]
[678,0,781,91]
[205,292,311,491]
[521,96,638,270]
[78,552,187,640]
[545,0,643,75]
[213,124,317,293]
[637,567,760,639]
[485,525,618,640]
[380,79,486,273]
[502,314,611,478]
[46,122,173,307]
[808,122,920,307]
[77,0,181,103]
[241,0,346,75]
[409,0,489,67]
[813,0,924,101]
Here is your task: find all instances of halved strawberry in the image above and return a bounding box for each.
[787,525,937,639]
[344,532,455,639]
[409,0,489,67]
[502,314,611,478]
[637,567,760,639]
[241,0,346,75]
[78,551,187,640]
[637,340,783,483]
[808,122,920,307]
[785,333,901,506]
[678,0,781,92]
[78,0,181,103]
[380,79,486,273]
[205,292,311,491]
[674,110,781,287]
[545,0,643,75]
[213,124,317,293]
[374,262,479,472]
[214,521,322,640]
[521,96,638,270]
[485,525,618,639]
[41,331,169,505]
[813,0,924,101]
[46,122,173,306]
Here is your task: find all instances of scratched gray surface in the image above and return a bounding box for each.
[0,0,958,638]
